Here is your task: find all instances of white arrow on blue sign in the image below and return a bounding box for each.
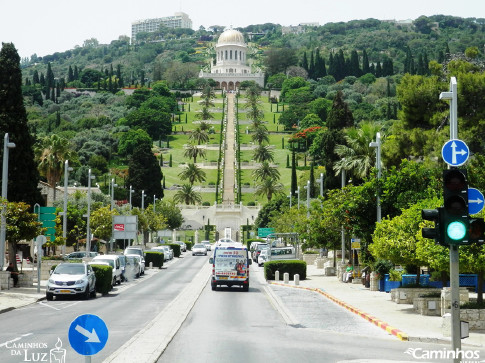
[68,314,108,356]
[442,139,469,166]
[468,188,484,215]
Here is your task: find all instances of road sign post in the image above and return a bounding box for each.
[69,314,108,361]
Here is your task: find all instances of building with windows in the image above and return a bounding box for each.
[131,12,192,42]
[199,28,264,90]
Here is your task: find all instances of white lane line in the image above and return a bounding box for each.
[0,333,33,348]
[37,301,60,310]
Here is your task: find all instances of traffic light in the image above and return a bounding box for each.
[442,168,469,245]
[468,218,485,244]
[421,208,444,245]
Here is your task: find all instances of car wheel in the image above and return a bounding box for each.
[83,285,90,300]
[90,286,96,298]
[46,292,54,301]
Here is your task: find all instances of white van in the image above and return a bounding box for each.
[268,246,296,261]
[209,243,252,291]
[90,255,122,286]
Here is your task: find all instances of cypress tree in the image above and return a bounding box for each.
[309,161,315,198]
[68,65,74,83]
[33,70,39,84]
[73,65,79,80]
[350,50,361,77]
[314,50,326,79]
[0,43,42,206]
[308,50,315,79]
[117,64,123,88]
[301,51,309,72]
[417,54,425,75]
[327,90,354,130]
[291,149,297,197]
[375,61,382,77]
[362,50,370,74]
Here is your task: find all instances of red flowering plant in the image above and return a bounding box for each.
[288,126,323,151]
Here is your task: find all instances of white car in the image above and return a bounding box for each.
[258,249,269,267]
[150,246,173,261]
[126,254,144,277]
[46,263,96,301]
[124,247,145,275]
[192,243,208,256]
[201,240,212,251]
[90,255,123,286]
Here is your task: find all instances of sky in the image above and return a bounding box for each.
[1,0,484,59]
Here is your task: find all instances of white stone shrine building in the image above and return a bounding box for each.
[199,28,264,90]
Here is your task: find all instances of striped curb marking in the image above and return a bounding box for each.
[268,281,408,341]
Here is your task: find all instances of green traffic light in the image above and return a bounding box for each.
[447,221,467,240]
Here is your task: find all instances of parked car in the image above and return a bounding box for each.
[127,255,143,277]
[124,247,145,275]
[124,255,140,280]
[46,263,96,301]
[258,249,269,267]
[65,251,98,260]
[118,255,127,282]
[192,243,208,256]
[90,255,122,286]
[201,240,212,251]
[252,243,268,261]
[174,241,187,252]
[153,245,173,260]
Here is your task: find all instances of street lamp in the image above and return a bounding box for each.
[129,185,135,210]
[305,180,310,218]
[288,193,292,208]
[110,178,117,211]
[86,169,95,254]
[153,195,158,213]
[141,190,145,210]
[0,133,15,270]
[296,186,300,209]
[61,160,73,256]
[317,173,324,198]
[369,132,382,222]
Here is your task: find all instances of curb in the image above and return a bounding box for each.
[268,281,409,341]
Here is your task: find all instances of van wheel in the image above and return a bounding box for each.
[211,283,216,291]
[243,284,249,292]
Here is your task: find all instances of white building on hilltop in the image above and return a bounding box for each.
[131,12,192,43]
[199,28,264,90]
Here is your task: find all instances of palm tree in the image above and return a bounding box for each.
[198,121,211,131]
[184,143,206,163]
[35,134,76,200]
[178,163,206,185]
[253,144,274,163]
[252,161,280,182]
[190,127,209,145]
[251,125,269,145]
[333,122,382,180]
[255,177,285,202]
[173,184,202,205]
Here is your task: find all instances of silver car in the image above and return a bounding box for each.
[46,263,96,301]
[192,243,208,256]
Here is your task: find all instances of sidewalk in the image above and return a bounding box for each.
[268,264,485,347]
[0,284,45,314]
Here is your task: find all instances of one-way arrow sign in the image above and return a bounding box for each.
[69,314,108,356]
[468,188,485,215]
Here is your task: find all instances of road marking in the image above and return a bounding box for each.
[0,333,33,348]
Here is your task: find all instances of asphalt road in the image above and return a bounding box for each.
[157,264,453,363]
[0,253,207,363]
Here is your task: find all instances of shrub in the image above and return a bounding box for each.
[461,301,485,309]
[90,264,113,295]
[303,250,319,254]
[264,260,307,280]
[185,241,193,251]
[388,269,402,282]
[145,251,164,268]
[373,259,393,279]
[168,243,181,257]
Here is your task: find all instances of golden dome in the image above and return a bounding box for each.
[217,29,245,45]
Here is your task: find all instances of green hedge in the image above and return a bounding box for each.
[264,260,307,280]
[168,243,181,257]
[145,251,164,268]
[185,241,193,251]
[90,264,113,295]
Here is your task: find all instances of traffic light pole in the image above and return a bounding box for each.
[440,77,461,360]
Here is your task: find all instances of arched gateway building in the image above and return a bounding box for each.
[199,28,264,90]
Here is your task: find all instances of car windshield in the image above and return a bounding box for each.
[93,259,114,268]
[194,244,204,248]
[54,264,85,275]
[125,248,142,255]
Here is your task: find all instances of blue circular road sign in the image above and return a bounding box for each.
[68,314,108,356]
[469,188,485,215]
[442,139,469,166]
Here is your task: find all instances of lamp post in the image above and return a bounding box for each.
[129,185,135,210]
[86,169,95,254]
[288,194,292,208]
[341,169,346,264]
[153,195,158,213]
[141,190,145,210]
[62,160,73,256]
[369,132,382,222]
[296,186,300,209]
[305,180,310,218]
[110,178,117,211]
[317,173,324,197]
[0,133,15,270]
